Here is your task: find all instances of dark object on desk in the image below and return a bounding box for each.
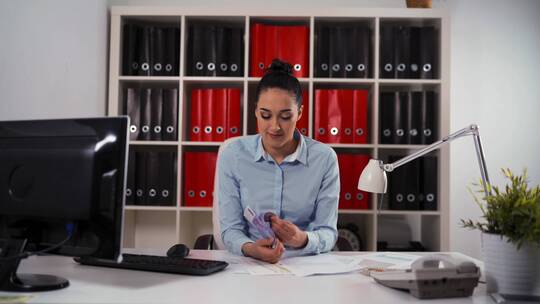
[0,238,69,292]
[75,254,228,276]
[377,241,426,252]
[370,254,480,299]
[0,117,129,291]
[167,243,190,258]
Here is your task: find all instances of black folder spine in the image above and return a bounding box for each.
[139,88,152,140]
[150,88,163,141]
[379,25,394,78]
[316,24,330,78]
[122,23,139,75]
[125,149,136,205]
[228,27,244,77]
[125,87,140,141]
[162,88,178,141]
[394,26,411,79]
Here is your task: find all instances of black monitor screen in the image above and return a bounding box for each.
[0,117,128,260]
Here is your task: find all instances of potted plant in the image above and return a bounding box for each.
[462,168,540,298]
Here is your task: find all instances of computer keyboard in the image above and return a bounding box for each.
[74,253,229,276]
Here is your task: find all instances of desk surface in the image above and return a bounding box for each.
[6,250,495,304]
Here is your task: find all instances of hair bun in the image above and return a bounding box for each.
[268,59,293,75]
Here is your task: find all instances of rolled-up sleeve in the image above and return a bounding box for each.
[295,150,339,255]
[217,145,253,256]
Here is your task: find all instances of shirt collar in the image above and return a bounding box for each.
[253,130,307,165]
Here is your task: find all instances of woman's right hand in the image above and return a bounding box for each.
[241,238,285,264]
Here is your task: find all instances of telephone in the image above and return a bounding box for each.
[370,254,481,299]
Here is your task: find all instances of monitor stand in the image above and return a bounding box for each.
[0,238,69,291]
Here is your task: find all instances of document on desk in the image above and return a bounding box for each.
[240,253,361,276]
[356,252,420,274]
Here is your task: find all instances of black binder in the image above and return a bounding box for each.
[126,149,136,205]
[135,151,147,205]
[228,27,244,77]
[124,87,140,141]
[329,26,345,78]
[388,155,407,210]
[420,26,437,79]
[421,156,438,210]
[420,91,437,144]
[316,24,330,77]
[404,158,421,210]
[150,88,163,141]
[379,92,394,144]
[409,27,422,79]
[204,25,217,77]
[137,25,152,76]
[157,152,176,206]
[379,25,394,78]
[162,88,178,141]
[353,25,370,78]
[215,26,229,76]
[388,156,420,210]
[163,27,180,76]
[151,26,165,76]
[146,151,161,205]
[122,23,139,75]
[394,26,411,79]
[343,26,356,78]
[407,91,423,144]
[139,88,152,140]
[189,24,206,76]
[393,92,408,144]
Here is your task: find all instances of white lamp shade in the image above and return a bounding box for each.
[358,159,387,194]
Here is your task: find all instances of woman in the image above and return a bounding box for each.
[218,59,339,263]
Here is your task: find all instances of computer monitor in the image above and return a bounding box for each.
[0,117,129,292]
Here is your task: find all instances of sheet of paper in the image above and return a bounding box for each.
[280,253,361,276]
[355,252,421,275]
[238,253,360,276]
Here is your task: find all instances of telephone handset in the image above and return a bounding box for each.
[370,254,481,299]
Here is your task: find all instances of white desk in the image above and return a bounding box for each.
[4,250,496,304]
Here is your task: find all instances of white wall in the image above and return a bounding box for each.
[1,0,539,259]
[448,0,540,258]
[0,0,108,120]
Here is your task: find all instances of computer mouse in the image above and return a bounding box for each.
[166,243,190,258]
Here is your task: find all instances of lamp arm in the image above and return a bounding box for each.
[383,124,491,196]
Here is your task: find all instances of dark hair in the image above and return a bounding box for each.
[255,59,302,108]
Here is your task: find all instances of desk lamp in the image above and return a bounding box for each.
[358,124,491,198]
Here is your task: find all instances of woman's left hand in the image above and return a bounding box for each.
[269,216,308,249]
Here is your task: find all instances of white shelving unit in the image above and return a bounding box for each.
[108,7,450,252]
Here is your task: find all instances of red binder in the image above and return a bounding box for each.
[200,151,217,207]
[326,89,344,144]
[250,23,267,77]
[201,89,214,142]
[352,154,370,209]
[213,88,228,142]
[297,90,309,136]
[183,151,217,207]
[314,89,328,143]
[337,153,353,209]
[190,89,203,141]
[265,25,279,71]
[278,25,309,78]
[340,90,354,143]
[226,88,241,139]
[353,90,369,144]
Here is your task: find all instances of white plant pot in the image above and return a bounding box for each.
[482,232,540,297]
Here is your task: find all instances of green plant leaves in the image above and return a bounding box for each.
[461,168,540,249]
